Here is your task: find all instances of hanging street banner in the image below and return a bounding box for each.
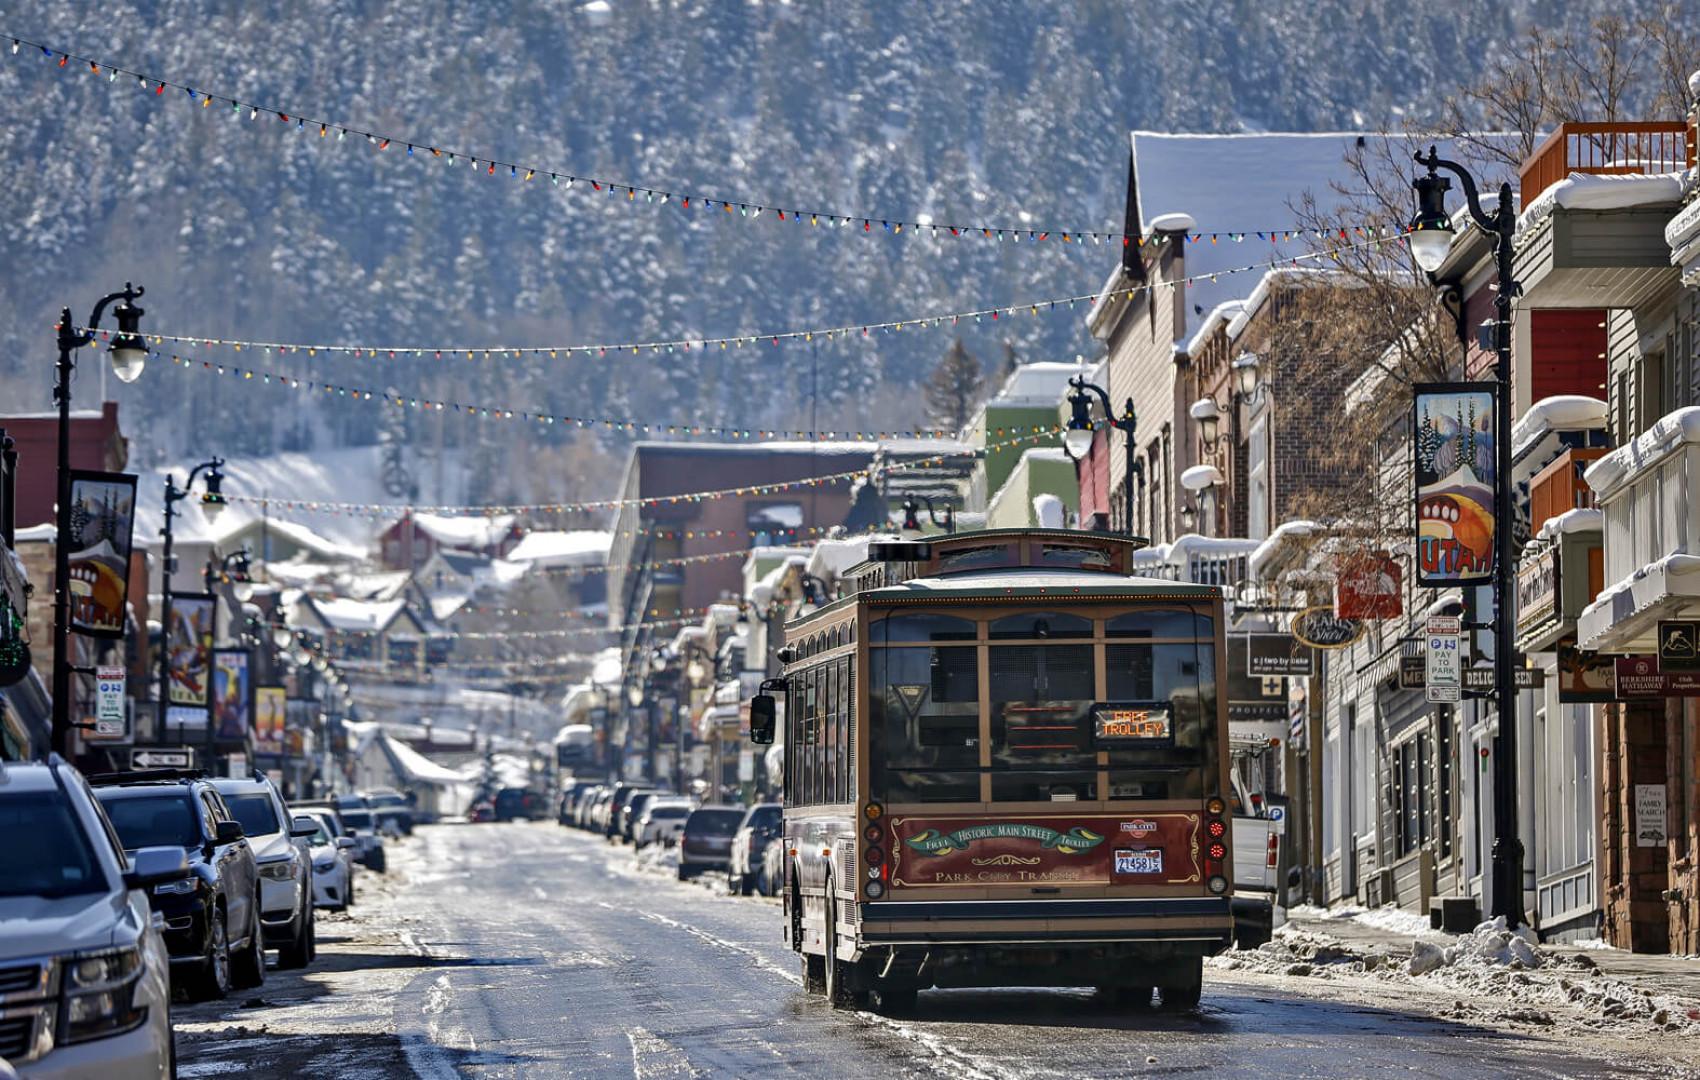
[1247,633,1314,677]
[1424,614,1462,703]
[1657,621,1700,671]
[1413,384,1498,585]
[254,686,287,753]
[65,470,139,639]
[212,649,253,742]
[1290,605,1366,650]
[1336,551,1402,620]
[166,594,216,707]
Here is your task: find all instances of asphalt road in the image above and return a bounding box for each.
[176,822,1684,1079]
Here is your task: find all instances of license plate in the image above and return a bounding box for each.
[1114,848,1162,875]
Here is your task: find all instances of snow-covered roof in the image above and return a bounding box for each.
[411,513,516,550]
[304,596,413,633]
[1517,170,1686,234]
[875,569,1218,595]
[1584,406,1700,498]
[1249,520,1320,581]
[12,523,55,543]
[1510,396,1609,461]
[1018,447,1072,465]
[341,569,413,602]
[213,516,367,564]
[1534,508,1604,544]
[1166,534,1263,564]
[505,530,612,568]
[806,536,874,581]
[988,361,1089,406]
[1181,300,1247,357]
[383,735,471,787]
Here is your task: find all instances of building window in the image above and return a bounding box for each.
[1248,414,1269,541]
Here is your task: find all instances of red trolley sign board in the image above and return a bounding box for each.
[1614,656,1700,698]
[889,812,1204,889]
[1336,553,1403,620]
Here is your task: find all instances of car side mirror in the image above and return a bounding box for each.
[290,814,320,839]
[123,846,191,890]
[335,837,357,850]
[749,694,777,745]
[215,820,245,844]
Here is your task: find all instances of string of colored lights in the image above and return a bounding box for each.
[151,351,1040,443]
[5,30,1411,250]
[109,227,1411,363]
[450,603,714,620]
[217,426,1054,517]
[317,615,704,641]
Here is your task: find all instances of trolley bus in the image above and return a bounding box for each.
[748,529,1234,1014]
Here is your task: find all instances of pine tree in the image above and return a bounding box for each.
[924,339,985,434]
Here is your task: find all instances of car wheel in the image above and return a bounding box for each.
[345,870,356,908]
[740,872,755,897]
[307,904,317,962]
[186,908,231,1002]
[229,902,266,990]
[277,894,312,969]
[168,1019,178,1079]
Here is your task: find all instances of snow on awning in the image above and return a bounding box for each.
[1510,396,1608,462]
[1248,520,1319,582]
[1584,406,1700,498]
[1180,464,1223,492]
[1517,170,1685,234]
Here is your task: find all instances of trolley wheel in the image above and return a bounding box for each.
[1158,958,1203,1011]
[1100,985,1153,1008]
[801,952,826,995]
[869,984,917,1015]
[824,897,857,1009]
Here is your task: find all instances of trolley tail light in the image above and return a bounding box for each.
[1203,794,1228,893]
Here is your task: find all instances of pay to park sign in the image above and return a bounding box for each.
[1424,615,1461,704]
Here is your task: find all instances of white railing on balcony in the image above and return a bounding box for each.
[1588,408,1700,588]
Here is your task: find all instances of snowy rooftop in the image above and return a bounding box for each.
[506,530,612,568]
[987,361,1090,407]
[1510,396,1609,462]
[1516,170,1686,235]
[412,513,517,550]
[304,596,412,633]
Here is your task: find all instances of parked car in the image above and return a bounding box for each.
[759,834,786,897]
[727,803,784,895]
[332,805,388,872]
[677,806,745,880]
[0,757,186,1078]
[581,788,612,831]
[210,777,317,969]
[363,788,417,833]
[298,810,357,910]
[634,798,695,848]
[621,790,673,842]
[557,780,599,825]
[91,770,265,1001]
[494,787,545,822]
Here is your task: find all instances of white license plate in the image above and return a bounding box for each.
[1115,849,1162,875]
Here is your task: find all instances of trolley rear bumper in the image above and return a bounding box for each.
[856,897,1234,948]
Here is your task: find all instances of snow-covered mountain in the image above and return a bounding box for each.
[0,0,1684,507]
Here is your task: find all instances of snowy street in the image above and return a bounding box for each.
[172,823,1700,1079]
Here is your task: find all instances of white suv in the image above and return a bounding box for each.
[208,777,316,969]
[0,756,186,1079]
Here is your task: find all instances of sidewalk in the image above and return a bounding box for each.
[1284,904,1700,1005]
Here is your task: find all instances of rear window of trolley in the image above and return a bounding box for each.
[868,606,1218,804]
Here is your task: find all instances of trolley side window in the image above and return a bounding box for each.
[869,645,979,804]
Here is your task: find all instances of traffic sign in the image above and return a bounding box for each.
[1657,621,1700,671]
[1463,667,1546,691]
[130,748,193,769]
[1266,805,1287,836]
[94,666,127,739]
[1425,615,1461,703]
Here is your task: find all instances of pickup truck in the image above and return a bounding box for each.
[1230,773,1288,948]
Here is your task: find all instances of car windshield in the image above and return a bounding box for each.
[97,792,199,849]
[686,810,743,836]
[341,810,373,828]
[303,820,333,845]
[224,793,282,838]
[0,791,104,898]
[749,806,782,828]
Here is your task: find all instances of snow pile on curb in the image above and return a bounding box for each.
[1209,921,1697,1036]
[633,843,681,876]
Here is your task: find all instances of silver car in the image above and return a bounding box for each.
[0,757,188,1079]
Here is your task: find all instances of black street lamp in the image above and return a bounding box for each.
[1409,146,1524,927]
[205,548,255,601]
[157,458,227,768]
[1062,375,1143,540]
[900,495,955,534]
[50,284,148,757]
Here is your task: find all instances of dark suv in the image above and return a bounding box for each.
[91,771,265,1001]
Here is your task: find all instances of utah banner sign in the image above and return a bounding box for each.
[1413,383,1497,586]
[65,470,139,639]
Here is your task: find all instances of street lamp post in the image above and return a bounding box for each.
[1062,375,1142,539]
[205,549,255,601]
[1409,146,1524,927]
[157,459,227,769]
[900,495,955,534]
[50,285,149,758]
